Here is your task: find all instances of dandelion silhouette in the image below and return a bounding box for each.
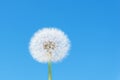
[29,28,70,80]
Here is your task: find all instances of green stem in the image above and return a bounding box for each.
[48,61,52,80]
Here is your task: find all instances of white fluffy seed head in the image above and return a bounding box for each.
[29,28,70,63]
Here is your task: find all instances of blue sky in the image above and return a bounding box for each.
[0,0,120,80]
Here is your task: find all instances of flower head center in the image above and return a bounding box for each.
[43,41,56,52]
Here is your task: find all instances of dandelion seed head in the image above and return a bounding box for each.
[29,28,70,63]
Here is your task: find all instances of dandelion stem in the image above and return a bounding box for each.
[48,61,52,80]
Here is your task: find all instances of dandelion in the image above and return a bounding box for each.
[29,27,70,80]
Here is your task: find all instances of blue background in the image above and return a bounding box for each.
[0,0,120,80]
